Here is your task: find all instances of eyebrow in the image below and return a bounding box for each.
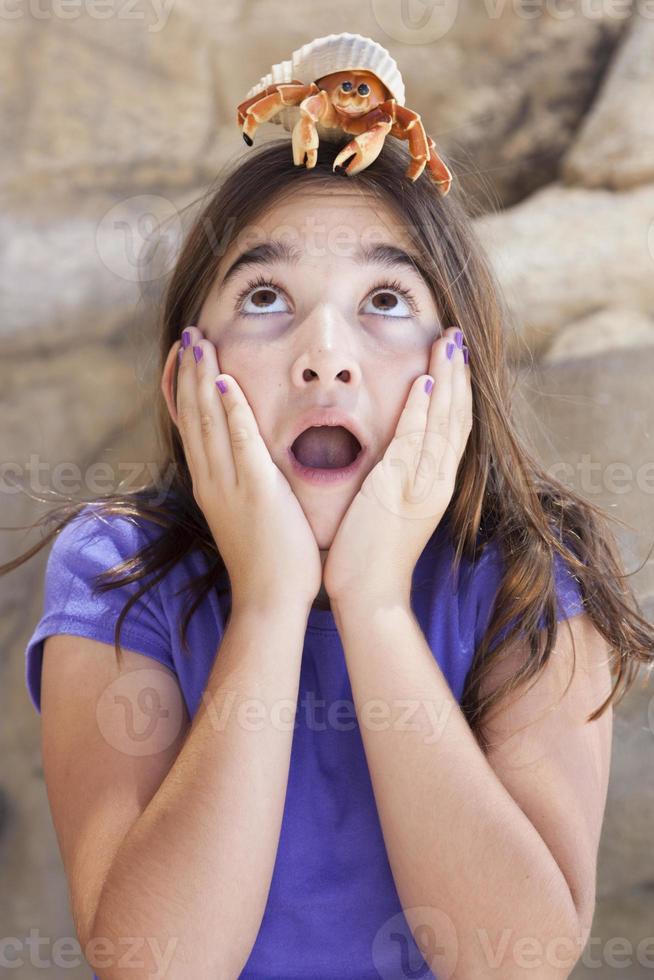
[218,240,430,288]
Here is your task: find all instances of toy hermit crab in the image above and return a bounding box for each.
[236,32,453,195]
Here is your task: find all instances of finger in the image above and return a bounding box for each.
[176,327,223,490]
[449,338,473,457]
[190,337,237,488]
[396,373,441,498]
[423,336,455,467]
[213,368,270,488]
[392,372,435,443]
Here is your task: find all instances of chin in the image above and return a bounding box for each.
[303,508,344,551]
[311,523,338,552]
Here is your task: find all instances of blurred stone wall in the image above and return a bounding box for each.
[2,2,653,978]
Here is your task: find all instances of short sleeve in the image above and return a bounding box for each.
[472,537,586,655]
[24,505,175,714]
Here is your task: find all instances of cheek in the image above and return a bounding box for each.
[210,336,266,377]
[366,369,406,446]
[216,347,277,433]
[225,354,264,393]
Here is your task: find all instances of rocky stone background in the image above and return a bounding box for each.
[2,2,653,978]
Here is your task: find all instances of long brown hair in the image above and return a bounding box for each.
[4,137,653,752]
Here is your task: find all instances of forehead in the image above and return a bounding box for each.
[218,189,417,269]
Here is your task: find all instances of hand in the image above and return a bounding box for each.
[174,326,322,613]
[323,325,472,609]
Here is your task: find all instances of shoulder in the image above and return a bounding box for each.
[44,502,195,598]
[37,501,197,654]
[50,503,165,562]
[419,523,586,654]
[26,504,182,715]
[465,531,585,646]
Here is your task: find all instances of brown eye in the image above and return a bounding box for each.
[362,287,415,319]
[236,280,291,317]
[372,292,397,311]
[250,288,277,308]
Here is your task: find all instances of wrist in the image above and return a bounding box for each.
[230,590,313,623]
[329,584,413,621]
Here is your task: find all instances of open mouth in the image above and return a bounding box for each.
[288,425,366,484]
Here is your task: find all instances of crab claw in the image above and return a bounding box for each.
[333,135,375,177]
[332,121,391,177]
[292,116,318,169]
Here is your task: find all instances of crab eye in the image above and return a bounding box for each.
[357,83,370,96]
[341,81,353,92]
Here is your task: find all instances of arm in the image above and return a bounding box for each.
[332,597,613,980]
[91,597,309,979]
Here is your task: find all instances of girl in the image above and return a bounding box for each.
[9,137,654,979]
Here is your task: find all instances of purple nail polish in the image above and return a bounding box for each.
[424,377,433,395]
[193,345,203,363]
[463,347,469,365]
[182,330,191,348]
[446,342,454,360]
[454,330,464,349]
[216,378,228,394]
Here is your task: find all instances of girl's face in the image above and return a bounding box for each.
[189,188,443,551]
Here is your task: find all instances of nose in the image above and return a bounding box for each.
[290,304,363,392]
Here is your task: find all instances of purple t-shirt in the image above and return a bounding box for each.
[24,505,585,979]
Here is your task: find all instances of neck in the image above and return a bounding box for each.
[312,582,331,610]
[312,549,331,610]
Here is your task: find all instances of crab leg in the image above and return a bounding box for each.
[384,102,452,193]
[333,115,393,176]
[291,89,331,168]
[425,136,453,195]
[237,85,280,127]
[238,82,318,145]
[386,104,430,181]
[236,80,305,126]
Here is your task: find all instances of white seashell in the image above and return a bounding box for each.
[244,32,405,142]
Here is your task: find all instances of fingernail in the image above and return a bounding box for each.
[193,345,203,363]
[463,347,469,365]
[454,330,464,349]
[424,377,433,395]
[446,342,454,360]
[216,378,228,394]
[182,330,191,348]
